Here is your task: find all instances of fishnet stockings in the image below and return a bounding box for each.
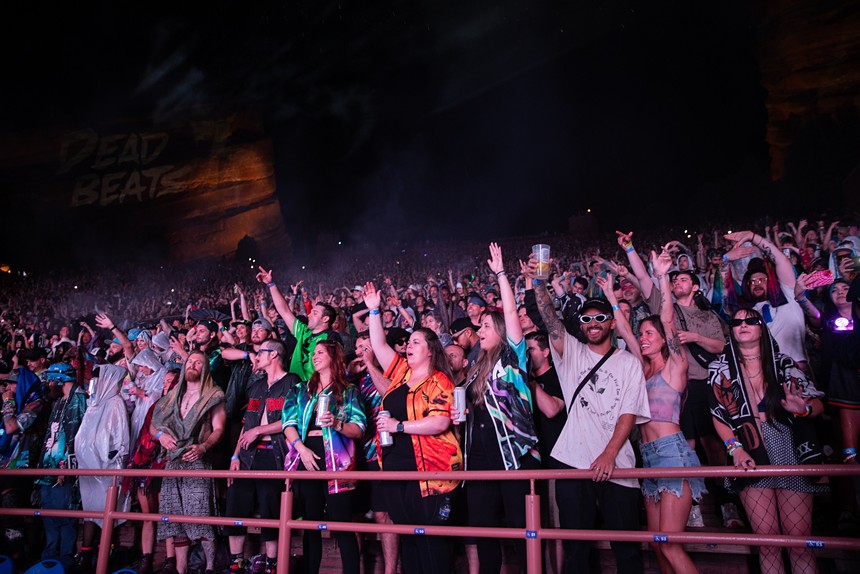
[740,488,818,574]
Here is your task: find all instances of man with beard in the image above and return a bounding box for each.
[225,339,298,574]
[151,351,226,574]
[529,253,650,574]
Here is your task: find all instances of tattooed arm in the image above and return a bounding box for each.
[653,249,688,391]
[524,254,567,357]
[725,230,796,291]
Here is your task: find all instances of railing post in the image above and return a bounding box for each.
[525,480,542,574]
[95,483,119,574]
[277,480,294,574]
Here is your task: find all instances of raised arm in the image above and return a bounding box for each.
[652,248,688,388]
[255,267,297,332]
[727,230,796,290]
[94,312,134,360]
[364,282,396,376]
[488,242,522,344]
[524,254,565,357]
[616,230,654,299]
[597,275,641,363]
[237,285,250,321]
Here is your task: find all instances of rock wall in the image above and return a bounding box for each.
[0,112,288,263]
[757,0,860,186]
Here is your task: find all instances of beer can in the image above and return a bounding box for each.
[316,393,330,426]
[453,387,467,422]
[378,410,393,447]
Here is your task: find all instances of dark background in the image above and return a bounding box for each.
[0,1,856,263]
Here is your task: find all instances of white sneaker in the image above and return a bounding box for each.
[721,502,745,529]
[687,505,705,528]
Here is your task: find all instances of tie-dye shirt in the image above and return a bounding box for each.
[282,383,366,494]
[464,336,540,470]
[379,355,463,498]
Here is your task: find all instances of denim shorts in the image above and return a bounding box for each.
[638,432,707,503]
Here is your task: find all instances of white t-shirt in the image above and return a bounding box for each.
[550,333,650,489]
[753,282,807,364]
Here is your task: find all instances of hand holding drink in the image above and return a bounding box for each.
[532,244,551,279]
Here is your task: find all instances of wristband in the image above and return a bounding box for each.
[495,270,506,277]
[624,244,634,253]
[795,297,808,305]
[844,447,857,463]
[369,309,380,316]
[532,279,543,286]
[611,304,621,311]
[290,437,301,448]
[243,351,249,360]
[155,431,163,440]
[110,325,118,330]
[231,455,239,461]
[794,404,813,418]
[220,326,227,332]
[267,282,276,289]
[724,437,743,456]
[722,255,730,265]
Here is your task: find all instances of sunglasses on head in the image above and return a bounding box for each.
[579,314,611,324]
[729,317,762,327]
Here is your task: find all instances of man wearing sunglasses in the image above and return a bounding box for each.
[528,254,650,574]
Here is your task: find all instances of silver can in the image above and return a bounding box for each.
[316,393,330,426]
[453,387,467,422]
[378,410,393,447]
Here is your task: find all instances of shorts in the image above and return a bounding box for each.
[679,378,716,439]
[639,432,707,503]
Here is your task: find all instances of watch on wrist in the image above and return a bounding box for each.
[396,422,404,433]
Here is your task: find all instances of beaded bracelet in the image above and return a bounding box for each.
[495,270,506,277]
[724,437,743,456]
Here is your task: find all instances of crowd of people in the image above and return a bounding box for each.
[0,214,859,574]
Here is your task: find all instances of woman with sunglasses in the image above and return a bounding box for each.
[455,242,540,573]
[363,281,463,574]
[600,249,706,574]
[283,340,366,574]
[708,307,825,574]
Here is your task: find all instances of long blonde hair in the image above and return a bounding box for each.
[466,311,505,407]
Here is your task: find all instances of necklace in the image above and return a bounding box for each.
[741,354,761,362]
[741,363,763,380]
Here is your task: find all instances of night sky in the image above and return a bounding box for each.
[1,1,773,254]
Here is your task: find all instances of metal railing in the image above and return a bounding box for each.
[2,465,860,574]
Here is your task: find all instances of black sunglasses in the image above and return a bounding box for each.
[729,317,762,327]
[579,314,611,324]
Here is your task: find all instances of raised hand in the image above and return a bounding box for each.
[487,242,505,274]
[651,247,673,277]
[255,266,273,285]
[94,313,115,330]
[615,230,634,249]
[363,282,382,310]
[596,276,617,305]
[724,230,755,245]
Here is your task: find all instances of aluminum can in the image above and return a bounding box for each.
[316,393,330,426]
[378,410,393,447]
[454,387,467,422]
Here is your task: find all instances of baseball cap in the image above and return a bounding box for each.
[197,319,219,333]
[450,317,477,336]
[467,294,487,308]
[252,318,273,331]
[45,363,76,384]
[580,298,614,315]
[353,285,365,292]
[669,270,701,287]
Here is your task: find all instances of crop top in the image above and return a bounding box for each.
[645,371,681,425]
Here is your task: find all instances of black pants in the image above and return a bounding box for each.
[555,478,643,574]
[224,450,284,541]
[386,481,452,574]
[292,479,359,574]
[466,477,530,573]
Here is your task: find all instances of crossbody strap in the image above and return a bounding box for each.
[567,347,616,415]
